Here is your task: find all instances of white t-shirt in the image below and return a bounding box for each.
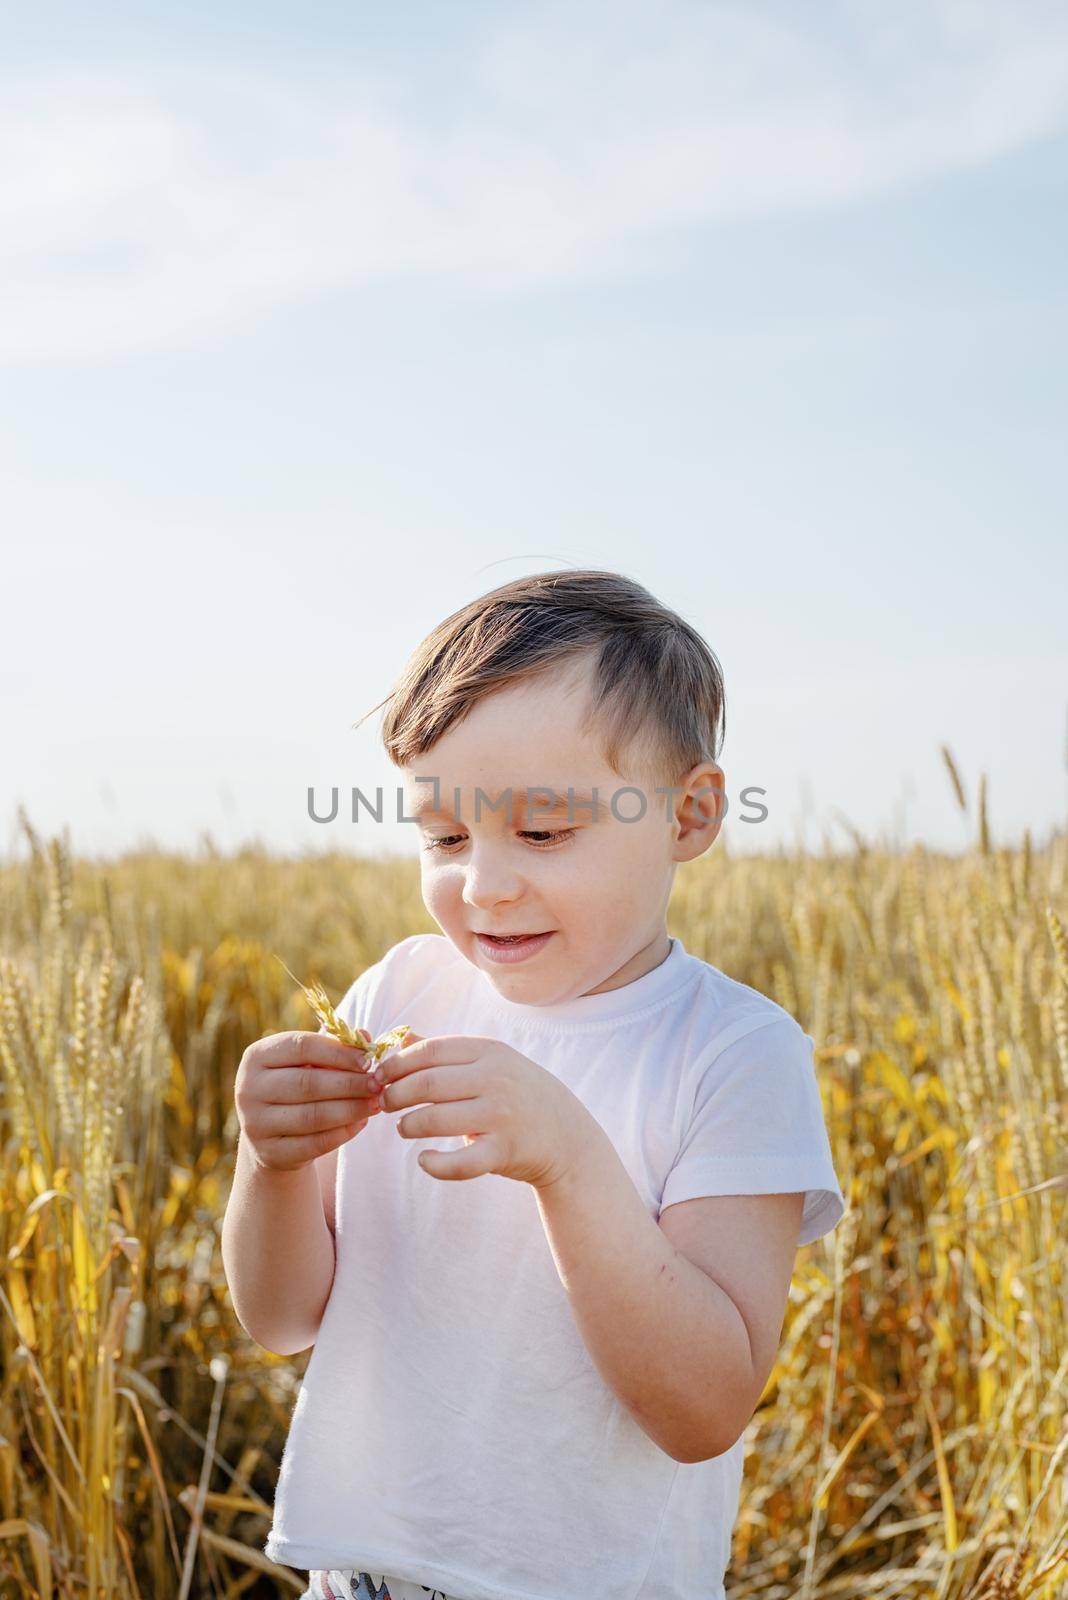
[264,932,846,1599]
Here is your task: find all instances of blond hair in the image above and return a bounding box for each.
[359,568,726,788]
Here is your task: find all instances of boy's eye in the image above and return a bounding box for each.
[421,829,576,853]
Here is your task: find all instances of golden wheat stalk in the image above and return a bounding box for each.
[1047,906,1068,990]
[274,957,412,1065]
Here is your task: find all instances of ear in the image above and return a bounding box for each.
[673,761,725,859]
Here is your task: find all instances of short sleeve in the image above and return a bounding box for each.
[659,1014,846,1248]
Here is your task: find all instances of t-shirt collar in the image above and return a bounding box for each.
[475,934,694,1027]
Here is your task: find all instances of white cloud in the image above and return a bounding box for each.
[3,0,1067,360]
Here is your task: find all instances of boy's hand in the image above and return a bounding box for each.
[369,1033,597,1188]
[234,1030,384,1173]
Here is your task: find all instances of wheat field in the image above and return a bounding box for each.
[1,786,1066,1599]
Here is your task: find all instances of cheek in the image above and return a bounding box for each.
[419,858,441,900]
[547,843,612,903]
[606,819,667,880]
[421,862,459,917]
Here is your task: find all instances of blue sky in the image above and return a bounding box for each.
[3,0,1066,862]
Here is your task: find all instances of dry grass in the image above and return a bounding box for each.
[0,794,1066,1599]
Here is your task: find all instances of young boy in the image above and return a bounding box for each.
[221,569,845,1600]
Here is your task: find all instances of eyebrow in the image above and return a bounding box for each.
[407,785,608,821]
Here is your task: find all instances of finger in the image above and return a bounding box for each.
[378,1063,481,1111]
[387,1030,425,1050]
[263,1065,383,1105]
[366,1030,421,1084]
[372,1034,481,1086]
[252,1030,373,1072]
[395,1099,489,1141]
[416,1134,500,1182]
[262,1098,376,1139]
[269,1123,364,1167]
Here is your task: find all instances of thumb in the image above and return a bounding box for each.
[377,1026,424,1061]
[369,1027,423,1082]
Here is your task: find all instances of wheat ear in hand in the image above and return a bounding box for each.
[274,956,413,1066]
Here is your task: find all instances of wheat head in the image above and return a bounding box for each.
[275,957,412,1066]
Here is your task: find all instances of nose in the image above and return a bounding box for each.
[460,841,526,911]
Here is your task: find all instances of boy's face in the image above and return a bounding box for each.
[403,658,722,1003]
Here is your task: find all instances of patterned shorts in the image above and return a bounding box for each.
[300,1572,466,1600]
